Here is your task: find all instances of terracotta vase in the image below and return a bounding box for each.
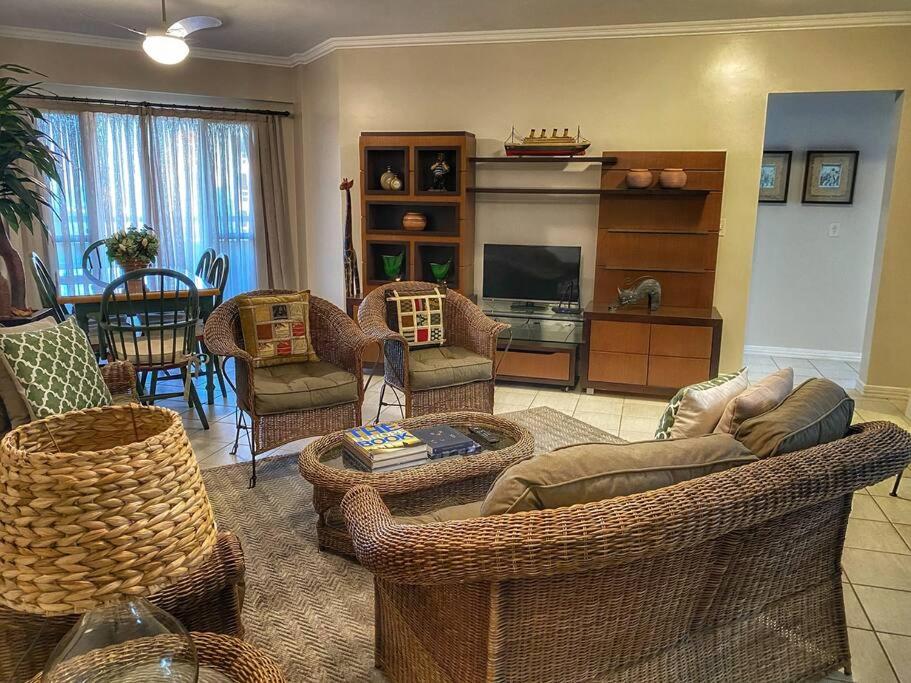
[625,169,653,189]
[659,168,687,189]
[401,212,427,231]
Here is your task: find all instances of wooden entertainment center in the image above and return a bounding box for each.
[353,135,725,396]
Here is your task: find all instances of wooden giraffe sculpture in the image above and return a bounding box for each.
[340,178,361,298]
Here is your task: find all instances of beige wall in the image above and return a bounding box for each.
[300,26,911,388]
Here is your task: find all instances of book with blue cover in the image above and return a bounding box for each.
[409,426,482,459]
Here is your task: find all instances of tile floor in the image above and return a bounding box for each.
[159,353,911,682]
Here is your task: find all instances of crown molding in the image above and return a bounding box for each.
[0,25,292,67]
[3,11,910,69]
[290,11,911,65]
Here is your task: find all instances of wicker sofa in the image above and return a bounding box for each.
[341,421,911,683]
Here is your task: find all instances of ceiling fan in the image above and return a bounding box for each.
[116,0,222,65]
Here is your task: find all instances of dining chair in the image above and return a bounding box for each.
[201,253,229,397]
[100,268,209,429]
[196,248,217,280]
[81,239,109,287]
[28,252,68,323]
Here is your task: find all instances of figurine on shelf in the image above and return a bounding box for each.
[380,166,403,191]
[611,277,662,312]
[429,152,451,191]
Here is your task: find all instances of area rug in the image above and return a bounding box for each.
[201,406,621,682]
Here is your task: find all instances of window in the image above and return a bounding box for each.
[39,110,257,297]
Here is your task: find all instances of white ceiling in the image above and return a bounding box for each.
[2,0,910,59]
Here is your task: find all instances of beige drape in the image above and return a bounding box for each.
[250,116,294,289]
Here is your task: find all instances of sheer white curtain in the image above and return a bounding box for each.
[39,108,258,297]
[148,116,256,298]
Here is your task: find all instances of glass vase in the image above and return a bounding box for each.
[42,598,199,683]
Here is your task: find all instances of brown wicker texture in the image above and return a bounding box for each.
[99,360,139,403]
[357,282,509,417]
[204,290,373,456]
[341,421,911,683]
[27,631,285,683]
[1,532,246,682]
[300,411,534,556]
[0,404,218,615]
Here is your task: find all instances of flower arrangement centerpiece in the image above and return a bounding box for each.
[105,225,160,272]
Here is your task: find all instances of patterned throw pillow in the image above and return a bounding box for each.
[387,288,446,348]
[654,369,747,440]
[237,291,319,367]
[0,317,112,419]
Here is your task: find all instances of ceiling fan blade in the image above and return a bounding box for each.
[110,21,147,36]
[167,16,222,38]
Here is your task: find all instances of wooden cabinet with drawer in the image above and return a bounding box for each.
[582,305,722,397]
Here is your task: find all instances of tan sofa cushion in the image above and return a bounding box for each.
[396,501,484,525]
[252,360,358,415]
[714,368,794,434]
[734,378,854,458]
[0,317,58,430]
[408,345,492,391]
[480,434,757,516]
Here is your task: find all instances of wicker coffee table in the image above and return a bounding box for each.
[299,411,534,556]
[29,632,285,682]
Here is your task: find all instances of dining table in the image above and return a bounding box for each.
[57,272,222,405]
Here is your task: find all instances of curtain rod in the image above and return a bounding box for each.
[20,93,291,117]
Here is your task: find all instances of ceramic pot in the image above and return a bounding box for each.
[626,169,653,189]
[401,212,427,231]
[659,168,687,189]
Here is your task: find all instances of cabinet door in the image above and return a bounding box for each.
[588,351,648,385]
[589,321,650,354]
[647,356,710,388]
[649,325,713,359]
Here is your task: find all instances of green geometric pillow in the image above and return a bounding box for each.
[654,371,742,440]
[0,317,111,420]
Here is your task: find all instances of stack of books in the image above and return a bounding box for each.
[410,426,483,459]
[343,423,429,472]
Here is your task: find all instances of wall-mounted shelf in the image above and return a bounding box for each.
[601,188,710,196]
[469,156,618,164]
[468,187,602,195]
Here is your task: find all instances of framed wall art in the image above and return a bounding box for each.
[802,150,859,205]
[759,150,792,203]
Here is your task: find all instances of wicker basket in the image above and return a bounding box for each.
[0,404,218,615]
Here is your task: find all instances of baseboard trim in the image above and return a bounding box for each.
[855,378,911,402]
[743,345,862,363]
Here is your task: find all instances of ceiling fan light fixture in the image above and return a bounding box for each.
[142,33,189,64]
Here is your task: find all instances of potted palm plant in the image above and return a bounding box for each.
[0,64,60,320]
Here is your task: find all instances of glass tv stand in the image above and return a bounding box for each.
[481,298,584,389]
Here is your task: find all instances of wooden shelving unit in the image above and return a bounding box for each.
[359,132,475,294]
[582,151,726,396]
[469,156,618,164]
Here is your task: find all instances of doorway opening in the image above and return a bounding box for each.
[744,90,901,394]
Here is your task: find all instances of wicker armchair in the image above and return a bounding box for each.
[0,531,246,682]
[205,290,373,486]
[357,282,509,418]
[342,421,911,683]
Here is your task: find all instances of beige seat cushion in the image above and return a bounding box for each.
[396,500,484,525]
[408,345,492,391]
[715,368,794,434]
[252,360,358,415]
[0,317,58,430]
[480,434,756,515]
[734,378,854,458]
[110,335,193,367]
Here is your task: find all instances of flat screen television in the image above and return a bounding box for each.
[482,244,581,303]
